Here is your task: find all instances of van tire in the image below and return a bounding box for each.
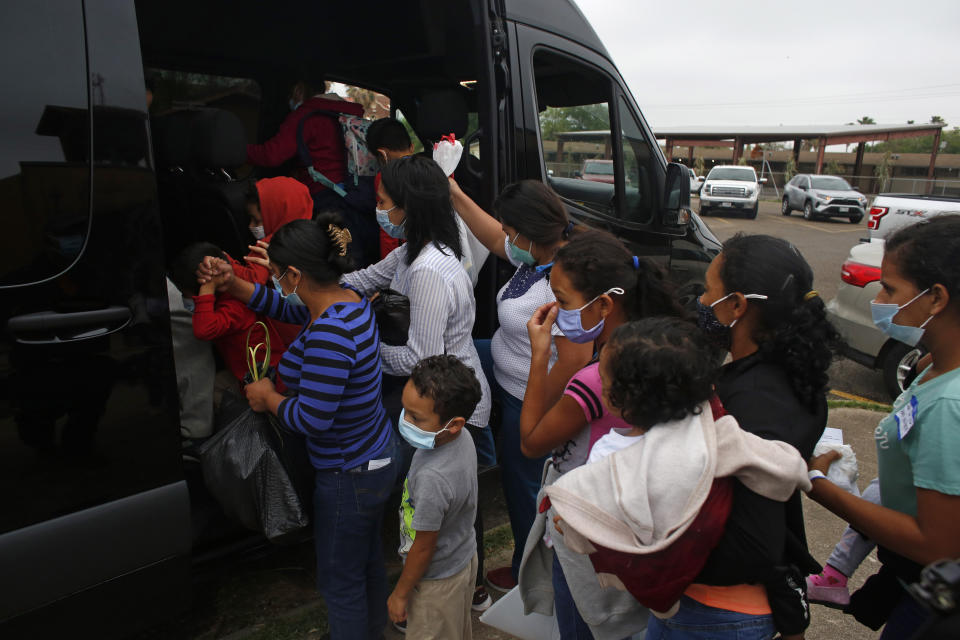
[746,203,758,219]
[882,342,924,400]
[781,198,791,215]
[803,201,815,220]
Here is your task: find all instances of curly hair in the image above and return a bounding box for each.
[267,212,355,284]
[410,355,482,424]
[604,318,718,429]
[719,234,841,411]
[553,229,688,321]
[885,215,960,307]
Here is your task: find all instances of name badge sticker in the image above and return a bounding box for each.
[895,395,919,440]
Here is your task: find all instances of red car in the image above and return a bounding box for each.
[579,159,615,183]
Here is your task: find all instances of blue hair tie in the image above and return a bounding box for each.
[632,256,640,270]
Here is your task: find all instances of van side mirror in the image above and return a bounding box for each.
[759,177,767,184]
[662,162,692,227]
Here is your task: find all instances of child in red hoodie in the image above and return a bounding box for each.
[235,176,314,347]
[170,242,287,392]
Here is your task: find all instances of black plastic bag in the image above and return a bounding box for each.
[371,288,410,346]
[198,392,312,541]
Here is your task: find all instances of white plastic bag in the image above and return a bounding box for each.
[814,442,859,495]
[432,133,464,177]
[478,586,560,640]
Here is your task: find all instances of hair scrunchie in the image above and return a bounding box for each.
[632,255,640,270]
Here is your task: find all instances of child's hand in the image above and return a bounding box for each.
[387,590,408,624]
[244,378,276,413]
[246,241,271,269]
[527,302,559,358]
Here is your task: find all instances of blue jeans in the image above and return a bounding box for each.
[475,338,548,579]
[313,448,397,640]
[645,596,775,640]
[879,592,930,640]
[553,552,595,639]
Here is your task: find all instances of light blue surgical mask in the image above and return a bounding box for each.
[289,98,302,112]
[376,206,406,239]
[870,288,933,347]
[272,270,306,307]
[398,408,453,450]
[182,297,196,313]
[554,287,625,344]
[507,232,537,266]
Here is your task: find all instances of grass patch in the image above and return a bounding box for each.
[484,522,515,557]
[828,398,892,413]
[235,603,328,640]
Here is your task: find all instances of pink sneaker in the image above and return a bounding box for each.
[807,565,850,609]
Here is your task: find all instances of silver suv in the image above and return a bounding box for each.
[782,174,867,223]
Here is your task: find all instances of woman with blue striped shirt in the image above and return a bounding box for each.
[211,214,395,640]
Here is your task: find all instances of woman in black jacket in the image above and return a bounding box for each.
[650,234,841,640]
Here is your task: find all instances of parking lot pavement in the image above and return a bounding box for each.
[698,198,891,404]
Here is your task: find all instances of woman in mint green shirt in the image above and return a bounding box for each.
[808,215,960,639]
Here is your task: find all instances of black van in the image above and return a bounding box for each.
[0,0,720,635]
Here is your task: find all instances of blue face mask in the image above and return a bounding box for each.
[507,232,537,266]
[398,408,453,450]
[376,206,406,239]
[182,297,196,313]
[272,270,306,307]
[555,287,625,344]
[288,98,302,112]
[871,288,932,347]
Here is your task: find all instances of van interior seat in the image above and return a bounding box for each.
[153,108,252,262]
[415,89,483,202]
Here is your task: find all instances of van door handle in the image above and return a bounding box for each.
[7,306,132,344]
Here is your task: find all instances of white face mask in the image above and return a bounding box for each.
[250,225,265,240]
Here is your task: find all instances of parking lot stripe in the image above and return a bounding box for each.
[830,389,888,405]
[778,218,860,234]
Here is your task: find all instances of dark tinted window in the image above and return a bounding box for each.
[617,96,656,223]
[0,1,90,287]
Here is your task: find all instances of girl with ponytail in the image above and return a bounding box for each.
[517,228,686,639]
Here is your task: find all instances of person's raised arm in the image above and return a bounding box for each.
[520,302,589,459]
[449,178,508,260]
[809,453,960,566]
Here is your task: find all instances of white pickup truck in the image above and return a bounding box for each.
[867,193,960,239]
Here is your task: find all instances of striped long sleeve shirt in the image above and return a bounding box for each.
[248,283,392,470]
[341,242,491,429]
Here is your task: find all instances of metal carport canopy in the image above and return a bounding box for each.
[653,123,946,177]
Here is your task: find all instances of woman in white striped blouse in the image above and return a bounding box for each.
[341,154,491,435]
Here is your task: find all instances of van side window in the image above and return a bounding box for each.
[0,0,90,287]
[533,49,615,217]
[617,97,655,224]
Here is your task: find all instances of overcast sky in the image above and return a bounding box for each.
[574,0,960,129]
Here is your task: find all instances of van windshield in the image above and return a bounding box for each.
[707,167,755,181]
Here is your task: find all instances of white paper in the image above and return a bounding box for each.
[816,427,843,447]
